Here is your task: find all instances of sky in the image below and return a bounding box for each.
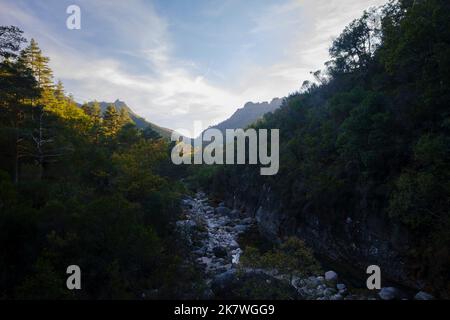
[0,0,387,135]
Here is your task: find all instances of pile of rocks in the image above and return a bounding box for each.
[178,193,435,300]
[179,193,254,278]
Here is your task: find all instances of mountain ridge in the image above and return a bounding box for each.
[200,98,283,138]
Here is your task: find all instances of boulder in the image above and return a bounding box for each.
[204,206,214,212]
[323,288,337,297]
[176,220,197,229]
[316,284,327,291]
[229,210,241,219]
[414,291,434,300]
[181,199,194,207]
[330,294,344,300]
[324,271,338,283]
[305,276,321,289]
[378,287,400,300]
[316,276,325,283]
[233,224,247,234]
[336,283,347,291]
[241,218,253,225]
[213,246,228,258]
[215,207,231,216]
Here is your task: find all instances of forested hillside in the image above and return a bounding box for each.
[83,99,174,139]
[198,0,450,297]
[0,29,199,299]
[1,0,449,300]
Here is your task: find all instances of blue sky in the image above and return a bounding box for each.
[0,0,386,134]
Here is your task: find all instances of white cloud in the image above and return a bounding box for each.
[0,0,388,136]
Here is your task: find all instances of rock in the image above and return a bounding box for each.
[330,294,344,300]
[211,270,236,287]
[193,248,207,256]
[241,217,253,225]
[198,256,212,266]
[176,220,197,230]
[317,284,327,291]
[338,288,348,296]
[229,210,241,218]
[231,248,242,264]
[233,224,247,233]
[229,240,239,249]
[378,287,400,300]
[213,246,228,258]
[336,283,347,291]
[291,276,302,287]
[202,288,215,299]
[211,270,298,300]
[181,199,194,207]
[305,276,321,289]
[414,291,434,300]
[324,271,338,283]
[323,288,337,297]
[203,206,214,213]
[215,207,231,216]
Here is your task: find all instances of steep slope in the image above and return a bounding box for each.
[201,0,450,297]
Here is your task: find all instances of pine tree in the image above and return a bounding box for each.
[0,26,26,60]
[102,104,120,136]
[54,80,65,102]
[82,101,101,120]
[16,40,63,180]
[118,107,132,127]
[18,39,53,90]
[0,26,39,183]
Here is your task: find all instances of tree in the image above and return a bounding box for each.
[329,8,382,74]
[118,107,133,128]
[0,26,25,60]
[143,126,161,140]
[82,101,100,119]
[102,104,120,137]
[0,26,39,183]
[14,40,62,180]
[18,39,53,90]
[1,26,193,300]
[54,80,65,102]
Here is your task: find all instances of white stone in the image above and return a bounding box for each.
[414,291,434,300]
[325,270,338,282]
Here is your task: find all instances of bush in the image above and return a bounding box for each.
[241,237,322,277]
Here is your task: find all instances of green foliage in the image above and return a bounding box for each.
[241,237,322,277]
[389,134,450,230]
[0,29,198,299]
[329,7,382,74]
[205,0,450,296]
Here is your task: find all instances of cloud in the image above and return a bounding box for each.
[0,0,388,135]
[229,0,388,100]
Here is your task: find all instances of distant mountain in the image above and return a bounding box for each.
[85,99,174,139]
[206,98,283,135]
